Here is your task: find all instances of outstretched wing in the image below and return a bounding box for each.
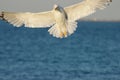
[0,11,55,28]
[65,0,112,21]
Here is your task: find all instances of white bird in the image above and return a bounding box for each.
[0,0,112,38]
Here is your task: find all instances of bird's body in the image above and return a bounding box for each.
[52,5,68,37]
[0,0,112,38]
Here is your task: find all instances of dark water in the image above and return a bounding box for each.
[0,21,120,80]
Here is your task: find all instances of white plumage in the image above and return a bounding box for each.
[0,0,112,38]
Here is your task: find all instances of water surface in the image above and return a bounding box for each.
[0,21,120,80]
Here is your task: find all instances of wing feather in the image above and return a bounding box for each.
[65,0,112,21]
[0,11,55,28]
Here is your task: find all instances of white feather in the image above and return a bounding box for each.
[1,11,55,28]
[48,21,77,38]
[0,0,112,38]
[65,0,111,21]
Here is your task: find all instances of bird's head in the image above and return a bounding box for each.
[53,4,62,11]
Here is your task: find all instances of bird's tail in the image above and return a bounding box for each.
[48,21,77,38]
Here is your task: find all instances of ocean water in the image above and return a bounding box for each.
[0,21,120,80]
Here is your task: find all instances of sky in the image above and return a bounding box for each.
[0,0,119,20]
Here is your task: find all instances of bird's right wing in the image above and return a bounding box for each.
[65,0,112,21]
[0,11,55,28]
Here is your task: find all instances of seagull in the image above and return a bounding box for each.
[0,0,112,38]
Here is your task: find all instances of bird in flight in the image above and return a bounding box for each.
[0,0,112,38]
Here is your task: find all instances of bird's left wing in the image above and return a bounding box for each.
[64,0,112,21]
[0,11,55,28]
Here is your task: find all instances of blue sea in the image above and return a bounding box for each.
[0,21,120,80]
